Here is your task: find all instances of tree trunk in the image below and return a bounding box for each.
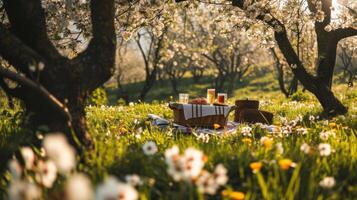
[0,0,116,151]
[274,29,347,116]
[227,73,237,96]
[139,68,157,101]
[170,76,179,95]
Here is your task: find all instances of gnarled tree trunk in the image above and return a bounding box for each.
[0,0,116,151]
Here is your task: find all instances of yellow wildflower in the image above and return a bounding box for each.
[242,138,252,146]
[279,159,296,170]
[329,122,337,129]
[119,127,127,134]
[214,123,221,129]
[260,136,273,148]
[222,190,245,200]
[250,162,263,173]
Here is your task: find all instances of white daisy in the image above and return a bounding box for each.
[319,176,335,189]
[142,141,158,155]
[318,143,332,157]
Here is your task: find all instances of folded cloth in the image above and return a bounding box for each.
[182,104,232,120]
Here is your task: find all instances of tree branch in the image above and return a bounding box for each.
[0,24,45,76]
[0,65,71,122]
[74,0,116,91]
[333,27,357,40]
[3,0,62,60]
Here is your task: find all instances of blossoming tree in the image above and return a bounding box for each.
[176,0,357,116]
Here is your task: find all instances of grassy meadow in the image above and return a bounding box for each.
[0,73,357,199]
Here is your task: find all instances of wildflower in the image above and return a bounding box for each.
[118,182,138,200]
[35,160,57,188]
[196,170,217,195]
[241,126,252,137]
[318,143,332,156]
[165,146,206,182]
[128,102,134,106]
[300,143,311,154]
[222,190,245,200]
[125,174,142,186]
[96,176,138,200]
[328,122,337,129]
[8,159,22,180]
[119,127,127,134]
[242,138,252,146]
[309,115,315,121]
[319,176,335,189]
[142,141,158,155]
[8,180,41,200]
[20,147,35,169]
[260,136,273,148]
[213,123,221,129]
[296,127,308,135]
[66,173,93,200]
[196,164,228,195]
[213,164,228,185]
[279,159,296,170]
[319,130,336,141]
[250,162,263,173]
[43,133,76,174]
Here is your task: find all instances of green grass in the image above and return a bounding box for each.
[1,76,357,199]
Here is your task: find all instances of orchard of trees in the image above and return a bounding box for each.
[0,0,356,162]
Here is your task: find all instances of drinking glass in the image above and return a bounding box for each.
[179,93,189,104]
[217,93,227,104]
[207,89,215,104]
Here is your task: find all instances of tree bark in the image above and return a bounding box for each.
[0,0,116,151]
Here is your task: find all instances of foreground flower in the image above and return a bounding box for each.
[250,162,263,173]
[8,159,22,180]
[142,141,158,155]
[20,147,35,169]
[318,143,332,157]
[222,190,245,200]
[8,180,41,200]
[66,173,93,200]
[319,176,335,189]
[279,159,296,170]
[96,176,138,200]
[35,160,57,188]
[195,164,228,195]
[43,133,76,174]
[125,174,142,186]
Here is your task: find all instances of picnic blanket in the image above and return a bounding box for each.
[148,114,239,135]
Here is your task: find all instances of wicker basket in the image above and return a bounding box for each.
[234,99,259,122]
[169,103,235,128]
